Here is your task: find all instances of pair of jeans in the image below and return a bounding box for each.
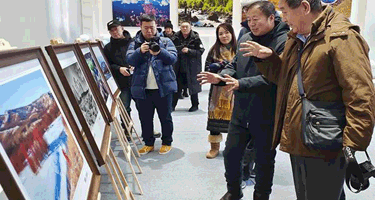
[290,155,346,200]
[135,89,173,146]
[223,122,276,197]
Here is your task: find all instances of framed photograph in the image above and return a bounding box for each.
[0,47,95,200]
[45,44,108,166]
[89,42,119,97]
[76,43,116,114]
[178,0,232,27]
[113,0,171,27]
[73,43,113,124]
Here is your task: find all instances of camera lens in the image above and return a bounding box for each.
[150,42,160,52]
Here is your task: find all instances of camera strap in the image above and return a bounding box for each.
[343,147,367,193]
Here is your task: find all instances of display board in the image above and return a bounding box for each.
[45,44,108,166]
[90,42,118,97]
[178,0,233,27]
[112,0,171,27]
[0,47,94,200]
[79,43,115,111]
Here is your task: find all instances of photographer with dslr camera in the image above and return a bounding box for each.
[126,14,178,155]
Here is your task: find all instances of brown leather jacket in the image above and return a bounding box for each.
[256,6,375,159]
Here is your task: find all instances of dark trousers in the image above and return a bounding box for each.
[119,87,132,115]
[172,72,199,108]
[290,155,346,200]
[173,92,199,108]
[223,122,276,196]
[135,89,173,146]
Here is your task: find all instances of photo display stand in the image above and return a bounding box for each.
[89,41,143,149]
[76,42,143,195]
[45,44,109,167]
[0,47,96,200]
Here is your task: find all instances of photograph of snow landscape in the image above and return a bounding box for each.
[178,0,232,27]
[63,62,99,129]
[84,52,109,102]
[112,0,170,27]
[0,69,84,200]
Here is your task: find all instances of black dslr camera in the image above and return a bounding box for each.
[343,146,375,193]
[148,38,160,52]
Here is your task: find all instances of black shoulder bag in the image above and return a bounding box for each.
[296,43,346,150]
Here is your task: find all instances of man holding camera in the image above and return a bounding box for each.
[126,14,177,155]
[172,21,205,112]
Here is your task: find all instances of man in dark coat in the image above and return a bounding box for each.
[126,14,177,155]
[171,21,205,112]
[198,1,289,199]
[163,20,175,39]
[103,19,133,114]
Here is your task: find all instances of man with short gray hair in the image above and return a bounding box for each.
[241,0,375,199]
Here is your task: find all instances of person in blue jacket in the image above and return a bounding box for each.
[126,14,178,155]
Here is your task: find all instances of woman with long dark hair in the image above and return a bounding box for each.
[204,23,237,159]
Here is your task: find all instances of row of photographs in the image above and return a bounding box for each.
[113,0,353,27]
[0,41,120,200]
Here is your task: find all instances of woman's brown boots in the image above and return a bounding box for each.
[206,134,223,159]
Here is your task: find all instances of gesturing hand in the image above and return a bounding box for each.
[239,41,273,59]
[222,74,239,92]
[197,71,223,85]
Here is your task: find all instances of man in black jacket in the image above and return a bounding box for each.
[172,21,205,112]
[104,19,134,115]
[198,1,289,199]
[104,20,162,139]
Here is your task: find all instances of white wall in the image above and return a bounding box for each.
[351,0,375,78]
[0,0,49,48]
[0,0,82,48]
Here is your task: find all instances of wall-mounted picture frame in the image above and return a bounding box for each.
[112,0,171,27]
[178,0,233,27]
[45,44,109,166]
[0,47,96,200]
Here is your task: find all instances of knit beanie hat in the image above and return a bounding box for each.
[164,20,173,29]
